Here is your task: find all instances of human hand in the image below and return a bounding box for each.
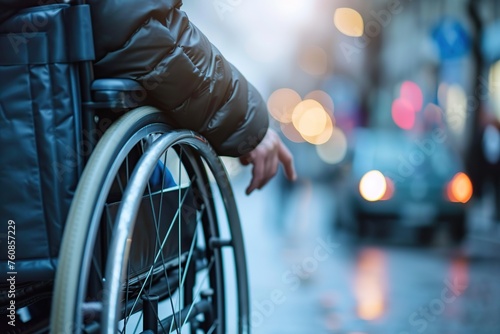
[239,129,297,195]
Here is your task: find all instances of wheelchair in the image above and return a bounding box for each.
[0,2,250,333]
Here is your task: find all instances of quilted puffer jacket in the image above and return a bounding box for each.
[0,0,269,156]
[90,0,269,156]
[0,0,268,282]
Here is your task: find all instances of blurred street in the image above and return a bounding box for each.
[232,171,500,334]
[180,1,500,331]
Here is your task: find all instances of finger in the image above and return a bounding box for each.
[261,152,279,188]
[246,158,265,195]
[278,143,297,181]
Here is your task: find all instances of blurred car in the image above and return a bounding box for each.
[335,128,472,244]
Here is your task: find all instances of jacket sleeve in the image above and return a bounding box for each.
[92,3,269,157]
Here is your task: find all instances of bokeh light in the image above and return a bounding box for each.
[354,248,386,321]
[447,172,473,204]
[292,99,327,137]
[400,81,423,112]
[304,90,335,116]
[302,114,334,145]
[297,106,328,137]
[316,127,347,164]
[445,84,467,134]
[267,88,302,123]
[359,170,387,202]
[391,98,416,130]
[299,46,328,76]
[489,60,500,121]
[334,8,364,37]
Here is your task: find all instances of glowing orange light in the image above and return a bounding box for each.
[354,248,386,321]
[400,81,423,112]
[297,106,328,137]
[302,114,334,145]
[304,90,334,116]
[447,172,473,204]
[292,99,328,137]
[267,88,302,123]
[334,8,364,37]
[391,98,416,130]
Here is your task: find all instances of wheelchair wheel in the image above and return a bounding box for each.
[50,106,250,334]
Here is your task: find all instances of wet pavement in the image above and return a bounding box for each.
[231,171,500,334]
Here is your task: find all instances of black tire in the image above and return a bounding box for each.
[50,106,250,334]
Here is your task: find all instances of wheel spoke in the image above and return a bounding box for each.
[206,322,218,334]
[116,172,125,197]
[156,150,170,244]
[178,149,183,331]
[124,181,193,321]
[180,227,198,289]
[181,257,215,328]
[123,252,132,332]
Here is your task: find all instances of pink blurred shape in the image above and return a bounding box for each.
[400,81,423,112]
[392,98,416,130]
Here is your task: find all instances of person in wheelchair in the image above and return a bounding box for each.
[0,1,296,332]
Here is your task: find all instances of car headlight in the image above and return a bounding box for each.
[359,170,394,202]
[446,172,473,203]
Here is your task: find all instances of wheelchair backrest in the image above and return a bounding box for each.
[0,3,94,282]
